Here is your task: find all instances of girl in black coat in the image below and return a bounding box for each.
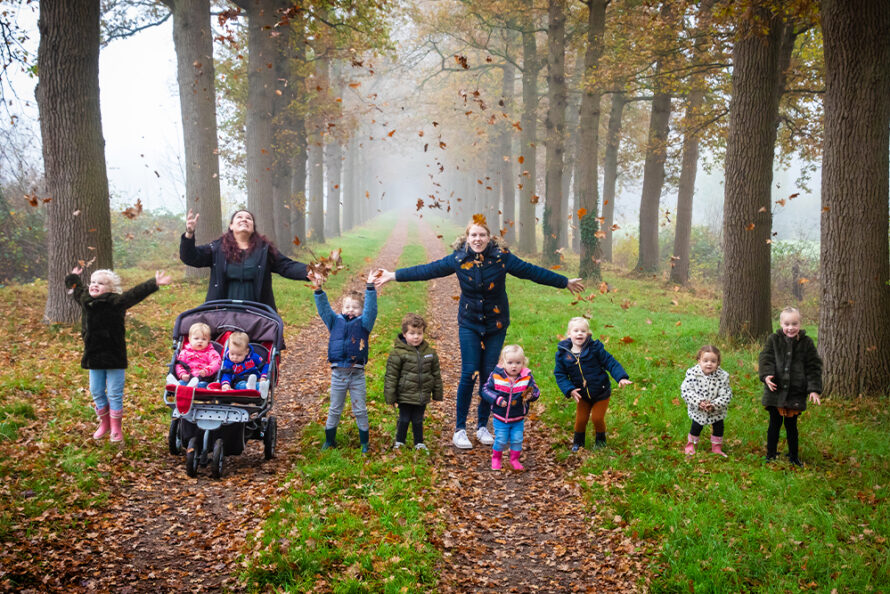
[758,307,823,466]
[66,266,171,442]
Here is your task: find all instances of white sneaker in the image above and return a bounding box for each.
[258,379,270,399]
[246,375,257,390]
[415,443,428,451]
[476,426,494,445]
[452,429,472,449]
[187,376,200,387]
[393,441,405,449]
[166,373,177,386]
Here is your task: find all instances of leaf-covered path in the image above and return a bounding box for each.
[8,222,411,593]
[414,220,647,593]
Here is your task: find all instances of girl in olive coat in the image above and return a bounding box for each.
[384,314,443,450]
[758,307,822,466]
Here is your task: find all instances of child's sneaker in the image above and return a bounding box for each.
[415,443,428,451]
[246,375,257,390]
[393,441,404,449]
[258,379,270,399]
[187,376,199,387]
[166,373,177,386]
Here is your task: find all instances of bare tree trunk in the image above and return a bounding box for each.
[165,0,222,275]
[517,1,539,254]
[601,91,626,263]
[290,145,307,244]
[562,65,582,251]
[670,0,713,285]
[577,0,606,280]
[543,0,567,267]
[37,0,112,323]
[325,138,342,238]
[636,81,671,272]
[719,10,786,340]
[819,0,890,397]
[498,61,517,244]
[308,53,328,242]
[271,10,296,256]
[341,137,356,232]
[242,0,277,244]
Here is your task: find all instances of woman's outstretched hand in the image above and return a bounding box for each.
[566,278,584,294]
[185,209,200,237]
[155,270,172,286]
[374,269,396,289]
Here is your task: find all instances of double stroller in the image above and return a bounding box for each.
[163,300,283,477]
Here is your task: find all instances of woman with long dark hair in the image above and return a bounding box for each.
[180,209,309,310]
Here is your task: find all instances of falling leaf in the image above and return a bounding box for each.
[798,277,810,285]
[460,261,474,270]
[452,295,460,301]
[577,208,588,219]
[758,206,768,213]
[73,209,81,216]
[121,199,144,219]
[788,192,799,199]
[306,248,344,284]
[822,206,830,212]
[493,306,500,314]
[488,282,495,290]
[530,195,540,204]
[439,141,447,149]
[610,223,620,231]
[550,265,562,270]
[745,222,755,231]
[454,54,469,69]
[518,155,525,164]
[293,236,301,247]
[594,230,606,239]
[387,130,396,137]
[348,82,361,88]
[598,281,609,294]
[496,320,503,329]
[472,213,487,226]
[416,199,424,211]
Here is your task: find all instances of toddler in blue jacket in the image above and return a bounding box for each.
[314,271,378,452]
[554,317,632,451]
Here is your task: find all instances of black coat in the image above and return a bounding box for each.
[179,234,308,311]
[65,273,159,369]
[758,329,823,411]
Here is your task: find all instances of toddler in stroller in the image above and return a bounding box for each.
[164,300,283,478]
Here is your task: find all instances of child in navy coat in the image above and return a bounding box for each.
[554,317,632,451]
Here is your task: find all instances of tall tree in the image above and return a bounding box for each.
[498,59,517,243]
[307,52,329,242]
[517,0,539,253]
[670,0,714,285]
[37,0,112,323]
[719,6,789,340]
[542,0,567,266]
[325,136,342,237]
[600,90,626,263]
[163,0,223,273]
[635,3,673,274]
[577,0,607,279]
[819,0,890,396]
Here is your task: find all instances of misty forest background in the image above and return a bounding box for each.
[1,0,888,396]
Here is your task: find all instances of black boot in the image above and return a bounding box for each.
[322,427,337,450]
[359,429,370,454]
[571,432,585,452]
[594,432,607,449]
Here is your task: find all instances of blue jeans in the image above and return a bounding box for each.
[326,367,369,431]
[456,326,506,431]
[89,369,125,412]
[492,418,524,452]
[179,380,209,388]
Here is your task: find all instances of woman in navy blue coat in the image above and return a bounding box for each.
[375,219,583,449]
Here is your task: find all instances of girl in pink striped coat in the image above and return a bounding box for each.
[481,345,540,471]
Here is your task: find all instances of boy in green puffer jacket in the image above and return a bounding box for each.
[384,313,443,450]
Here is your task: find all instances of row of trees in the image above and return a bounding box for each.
[3,0,887,396]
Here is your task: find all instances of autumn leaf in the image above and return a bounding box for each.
[620,336,635,344]
[594,230,606,239]
[387,130,396,137]
[610,223,620,231]
[452,295,460,301]
[620,300,630,310]
[306,248,344,284]
[472,213,487,226]
[598,281,609,294]
[493,306,500,314]
[293,236,301,247]
[121,199,144,219]
[488,282,495,290]
[439,141,447,149]
[577,208,587,219]
[496,320,503,329]
[745,222,755,231]
[416,199,424,211]
[798,277,810,284]
[788,192,799,199]
[454,54,469,69]
[460,261,474,270]
[512,121,522,131]
[348,82,361,88]
[518,155,525,164]
[550,265,562,270]
[530,195,540,204]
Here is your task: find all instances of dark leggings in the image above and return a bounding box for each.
[690,419,724,438]
[396,403,427,445]
[766,406,799,458]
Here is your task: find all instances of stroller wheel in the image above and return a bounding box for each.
[264,416,278,460]
[211,438,225,478]
[168,418,181,455]
[185,436,199,477]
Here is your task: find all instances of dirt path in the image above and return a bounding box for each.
[415,220,647,593]
[18,222,411,593]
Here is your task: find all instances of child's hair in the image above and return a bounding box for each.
[401,313,426,333]
[566,316,591,335]
[696,344,722,365]
[780,306,800,319]
[91,269,122,294]
[228,331,249,351]
[188,322,211,340]
[342,290,364,308]
[500,344,529,367]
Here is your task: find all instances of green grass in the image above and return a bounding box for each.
[241,221,444,592]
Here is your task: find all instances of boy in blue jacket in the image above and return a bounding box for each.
[554,317,632,451]
[314,271,378,452]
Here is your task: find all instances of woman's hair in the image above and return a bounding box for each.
[450,216,506,250]
[696,344,721,364]
[91,269,122,294]
[228,331,249,351]
[566,316,590,335]
[401,313,426,333]
[500,344,528,367]
[188,322,211,340]
[221,209,280,263]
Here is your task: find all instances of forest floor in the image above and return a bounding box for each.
[0,218,648,592]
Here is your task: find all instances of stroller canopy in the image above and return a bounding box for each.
[172,300,285,349]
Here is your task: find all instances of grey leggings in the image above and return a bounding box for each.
[326,367,369,431]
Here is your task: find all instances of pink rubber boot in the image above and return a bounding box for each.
[684,434,698,456]
[92,406,110,440]
[711,435,728,457]
[491,450,503,470]
[509,450,524,471]
[109,409,124,443]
